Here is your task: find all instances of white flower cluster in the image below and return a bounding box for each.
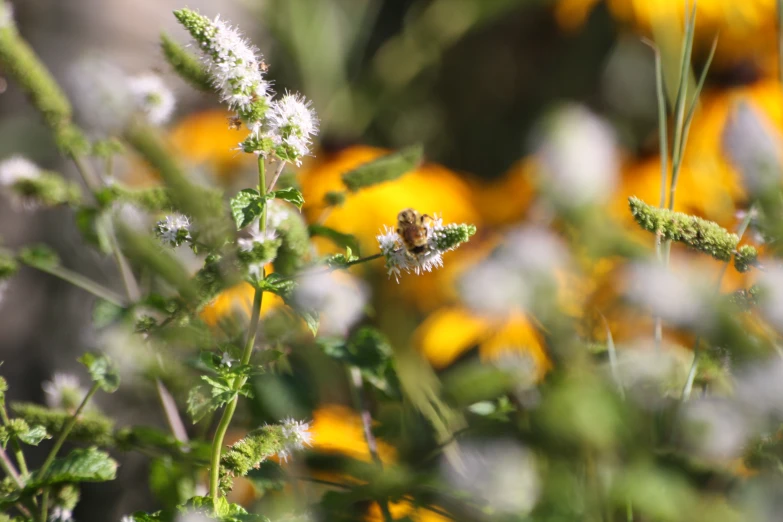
[43,372,88,410]
[0,155,40,187]
[50,506,73,522]
[155,213,192,248]
[175,9,318,163]
[292,270,369,335]
[128,73,177,126]
[376,215,447,282]
[69,57,175,131]
[278,417,313,462]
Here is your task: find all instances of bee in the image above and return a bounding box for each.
[227,116,243,130]
[396,208,433,256]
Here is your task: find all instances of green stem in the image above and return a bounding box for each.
[0,399,29,476]
[0,445,23,489]
[208,156,268,502]
[24,260,125,306]
[347,366,392,522]
[276,253,384,283]
[652,40,668,352]
[36,383,100,480]
[39,489,48,522]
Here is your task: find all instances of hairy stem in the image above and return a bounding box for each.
[25,259,126,306]
[208,157,268,501]
[36,383,100,480]
[0,445,23,489]
[0,399,29,476]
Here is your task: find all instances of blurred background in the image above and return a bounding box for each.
[1,0,781,520]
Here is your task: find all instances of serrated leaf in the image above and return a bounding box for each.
[308,224,360,255]
[187,383,235,424]
[269,187,304,209]
[230,189,264,230]
[93,300,126,329]
[79,353,120,393]
[32,448,117,486]
[18,424,50,446]
[341,145,423,192]
[18,245,60,269]
[257,273,296,299]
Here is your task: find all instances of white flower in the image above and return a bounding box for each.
[266,92,319,162]
[220,352,235,368]
[682,398,749,462]
[625,262,710,327]
[0,156,40,186]
[121,516,135,522]
[278,417,312,462]
[68,56,133,134]
[155,214,192,247]
[239,229,277,252]
[175,512,213,522]
[757,265,783,332]
[50,506,73,522]
[292,270,369,335]
[442,439,540,515]
[535,104,618,207]
[459,258,529,315]
[200,15,270,117]
[43,373,87,410]
[723,101,783,196]
[128,73,176,126]
[376,216,447,283]
[0,3,14,28]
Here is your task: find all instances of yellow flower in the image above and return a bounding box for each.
[124,109,253,187]
[298,146,481,254]
[366,501,453,521]
[310,404,397,463]
[199,281,283,327]
[554,0,777,69]
[414,306,551,377]
[469,158,536,228]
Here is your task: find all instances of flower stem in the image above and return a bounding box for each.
[0,445,23,489]
[276,253,384,283]
[36,382,100,481]
[23,259,126,306]
[0,398,29,476]
[347,366,392,522]
[208,157,268,501]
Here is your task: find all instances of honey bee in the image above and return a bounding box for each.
[396,208,433,256]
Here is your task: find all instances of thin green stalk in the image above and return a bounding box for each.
[668,1,698,211]
[39,489,48,522]
[680,207,755,402]
[0,399,29,476]
[36,383,100,481]
[276,253,384,283]
[25,260,125,306]
[0,445,23,489]
[347,366,392,522]
[208,157,268,501]
[650,40,668,352]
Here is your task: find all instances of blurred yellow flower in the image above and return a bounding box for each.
[124,109,253,186]
[554,0,777,70]
[414,306,551,376]
[310,404,397,463]
[366,501,453,521]
[470,158,536,228]
[199,281,283,327]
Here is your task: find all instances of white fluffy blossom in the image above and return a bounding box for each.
[535,104,619,207]
[278,417,313,462]
[292,270,369,335]
[121,517,135,522]
[220,351,236,368]
[50,507,73,522]
[0,156,40,186]
[43,373,88,410]
[128,73,176,125]
[625,262,710,327]
[757,265,783,332]
[155,214,192,247]
[442,439,540,515]
[266,92,319,162]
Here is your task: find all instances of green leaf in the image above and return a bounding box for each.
[93,299,126,329]
[187,380,236,424]
[341,145,423,192]
[18,245,60,269]
[257,273,296,300]
[308,225,360,254]
[230,189,264,230]
[149,456,196,509]
[269,187,304,209]
[78,353,120,393]
[298,308,319,336]
[32,447,117,486]
[18,424,50,446]
[75,207,112,254]
[160,32,213,92]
